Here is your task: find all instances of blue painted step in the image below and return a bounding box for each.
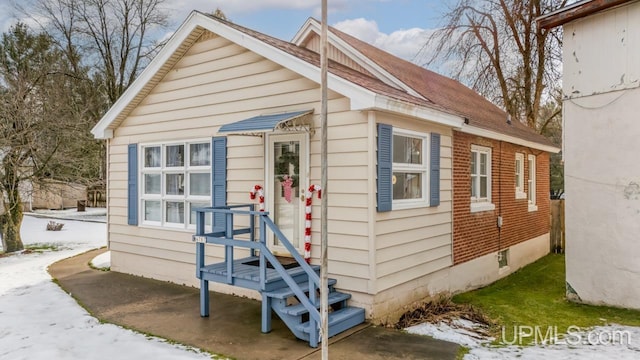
[282,291,351,316]
[296,306,366,338]
[263,278,337,299]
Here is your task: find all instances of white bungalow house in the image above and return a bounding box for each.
[93,12,558,345]
[539,0,640,310]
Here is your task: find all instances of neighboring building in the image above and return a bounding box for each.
[0,180,87,213]
[539,0,640,310]
[92,11,557,331]
[30,180,88,210]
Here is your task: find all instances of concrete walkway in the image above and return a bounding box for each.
[49,249,460,360]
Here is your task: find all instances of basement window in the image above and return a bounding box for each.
[498,249,509,268]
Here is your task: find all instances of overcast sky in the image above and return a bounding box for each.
[0,0,449,64]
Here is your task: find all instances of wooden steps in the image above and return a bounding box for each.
[193,207,365,348]
[265,275,364,347]
[296,306,366,338]
[283,291,350,317]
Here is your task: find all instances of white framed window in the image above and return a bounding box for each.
[515,153,526,199]
[528,154,537,211]
[392,128,429,209]
[140,140,212,229]
[470,145,495,212]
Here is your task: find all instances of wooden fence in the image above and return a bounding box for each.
[550,199,565,253]
[87,187,106,208]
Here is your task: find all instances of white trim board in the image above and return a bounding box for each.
[460,125,560,153]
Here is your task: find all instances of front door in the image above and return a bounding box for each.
[267,133,307,256]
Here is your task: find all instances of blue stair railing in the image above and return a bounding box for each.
[193,205,322,346]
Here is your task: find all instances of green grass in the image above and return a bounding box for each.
[455,346,470,360]
[25,243,64,252]
[453,254,640,345]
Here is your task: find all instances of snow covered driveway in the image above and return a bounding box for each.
[0,215,212,359]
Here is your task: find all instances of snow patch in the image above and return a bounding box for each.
[406,319,493,348]
[90,251,111,270]
[0,215,217,359]
[407,320,640,359]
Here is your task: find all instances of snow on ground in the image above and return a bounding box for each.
[5,211,640,359]
[0,215,215,359]
[407,319,493,348]
[90,250,111,270]
[407,319,640,359]
[26,207,107,223]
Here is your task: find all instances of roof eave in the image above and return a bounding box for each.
[460,125,560,153]
[537,0,637,29]
[356,95,465,128]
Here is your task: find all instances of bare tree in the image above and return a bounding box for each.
[16,0,170,192]
[419,0,566,130]
[0,23,84,252]
[26,0,169,103]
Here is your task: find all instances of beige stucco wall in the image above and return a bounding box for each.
[562,1,640,310]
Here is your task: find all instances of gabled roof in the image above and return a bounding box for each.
[92,11,558,152]
[91,11,462,139]
[292,19,556,151]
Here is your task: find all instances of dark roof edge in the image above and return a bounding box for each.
[538,0,638,29]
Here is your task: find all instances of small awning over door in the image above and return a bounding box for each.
[218,110,314,136]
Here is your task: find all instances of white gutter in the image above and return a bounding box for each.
[460,125,561,153]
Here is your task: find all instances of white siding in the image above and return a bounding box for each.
[108,31,371,292]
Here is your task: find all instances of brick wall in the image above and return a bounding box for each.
[453,131,550,265]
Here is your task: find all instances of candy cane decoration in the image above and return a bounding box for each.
[249,185,265,211]
[304,184,322,263]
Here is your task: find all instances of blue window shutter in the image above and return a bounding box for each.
[127,144,138,225]
[377,123,392,212]
[212,137,227,232]
[430,133,441,207]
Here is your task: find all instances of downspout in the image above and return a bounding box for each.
[498,140,502,252]
[106,137,111,250]
[366,111,377,295]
